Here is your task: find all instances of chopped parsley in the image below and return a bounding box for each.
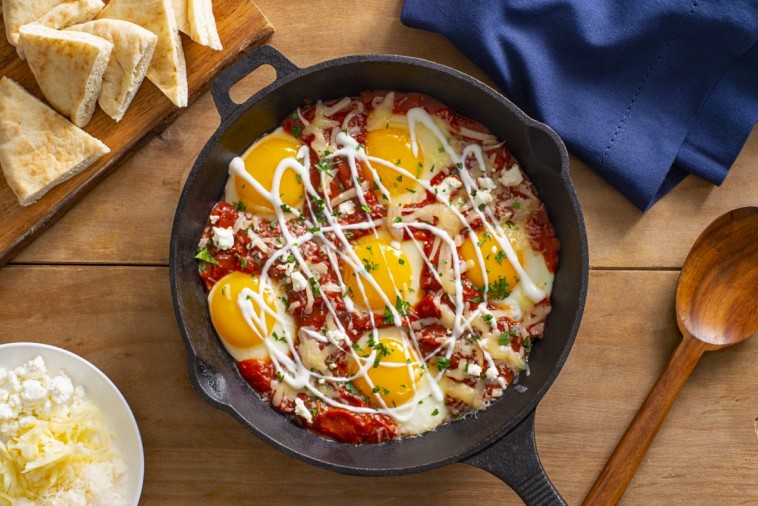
[232,201,246,211]
[383,305,394,324]
[523,336,534,354]
[315,159,333,175]
[291,123,302,138]
[308,277,321,297]
[498,332,511,347]
[345,382,362,396]
[436,356,451,370]
[195,248,219,266]
[395,296,411,317]
[372,341,391,368]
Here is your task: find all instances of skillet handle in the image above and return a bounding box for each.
[464,410,565,505]
[211,45,300,119]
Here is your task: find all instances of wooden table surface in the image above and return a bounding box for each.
[1,2,756,504]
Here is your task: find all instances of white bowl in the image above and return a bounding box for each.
[0,342,144,505]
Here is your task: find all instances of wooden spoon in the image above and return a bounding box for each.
[583,206,758,506]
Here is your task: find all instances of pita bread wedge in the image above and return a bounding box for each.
[37,0,104,29]
[172,0,221,50]
[3,0,66,47]
[0,77,110,207]
[171,0,190,34]
[67,19,158,122]
[19,23,113,127]
[4,0,104,58]
[98,0,188,107]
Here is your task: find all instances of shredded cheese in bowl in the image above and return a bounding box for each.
[0,345,143,505]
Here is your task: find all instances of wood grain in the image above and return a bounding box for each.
[585,207,758,505]
[9,0,758,268]
[0,0,273,267]
[0,1,756,504]
[0,267,755,505]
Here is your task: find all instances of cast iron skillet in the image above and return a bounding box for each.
[170,45,588,505]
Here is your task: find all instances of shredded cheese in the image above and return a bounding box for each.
[0,357,127,506]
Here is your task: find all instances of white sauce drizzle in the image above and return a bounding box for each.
[218,102,552,430]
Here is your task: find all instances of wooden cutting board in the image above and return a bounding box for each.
[0,0,273,267]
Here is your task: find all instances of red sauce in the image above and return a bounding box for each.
[198,92,559,444]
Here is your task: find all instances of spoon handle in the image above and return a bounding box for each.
[582,334,708,506]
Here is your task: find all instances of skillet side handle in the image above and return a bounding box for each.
[464,410,566,506]
[211,45,299,119]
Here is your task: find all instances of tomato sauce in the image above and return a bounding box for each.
[198,92,558,444]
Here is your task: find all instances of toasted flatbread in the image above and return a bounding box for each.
[0,77,110,206]
[37,0,104,29]
[3,0,66,47]
[172,0,221,50]
[4,0,104,58]
[67,19,158,122]
[98,0,188,107]
[171,0,190,34]
[19,23,113,127]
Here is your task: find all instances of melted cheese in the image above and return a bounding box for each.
[208,96,555,438]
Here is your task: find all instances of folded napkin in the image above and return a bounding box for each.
[401,1,758,210]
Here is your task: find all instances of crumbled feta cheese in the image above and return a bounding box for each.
[209,215,219,225]
[211,226,235,250]
[337,200,356,215]
[485,367,499,380]
[474,188,493,206]
[21,380,46,402]
[499,163,523,187]
[0,403,13,420]
[466,363,483,377]
[290,271,308,291]
[294,397,313,424]
[0,356,128,505]
[434,177,462,202]
[477,177,497,191]
[50,375,74,404]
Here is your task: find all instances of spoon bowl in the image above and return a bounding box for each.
[676,206,758,347]
[584,206,758,506]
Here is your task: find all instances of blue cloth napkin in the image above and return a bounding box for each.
[401,1,758,210]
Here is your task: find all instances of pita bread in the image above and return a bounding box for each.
[171,0,190,34]
[37,0,104,29]
[98,0,188,107]
[19,23,113,127]
[3,0,66,46]
[67,19,158,122]
[172,0,221,50]
[4,0,104,58]
[0,77,110,206]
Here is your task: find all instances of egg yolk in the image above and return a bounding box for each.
[460,232,521,296]
[364,127,424,199]
[351,334,420,407]
[235,133,304,212]
[343,235,414,312]
[209,271,277,348]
